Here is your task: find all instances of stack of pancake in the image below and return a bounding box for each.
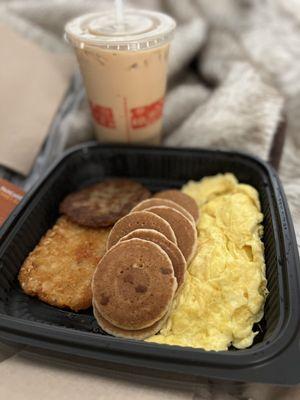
[18,179,151,311]
[18,177,199,341]
[92,190,199,339]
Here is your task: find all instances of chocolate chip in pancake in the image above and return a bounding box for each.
[93,300,170,340]
[145,206,197,263]
[131,198,194,224]
[92,239,177,330]
[106,211,176,250]
[154,190,199,223]
[120,229,186,291]
[59,179,150,228]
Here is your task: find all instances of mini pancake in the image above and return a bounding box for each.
[120,229,186,290]
[131,198,194,224]
[92,239,177,330]
[106,211,177,250]
[59,179,150,228]
[154,190,199,223]
[93,300,169,340]
[145,206,197,263]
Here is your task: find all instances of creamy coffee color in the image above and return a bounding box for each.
[65,10,176,144]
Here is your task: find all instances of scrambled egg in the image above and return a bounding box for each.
[147,173,268,351]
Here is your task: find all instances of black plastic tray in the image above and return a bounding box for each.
[0,144,299,386]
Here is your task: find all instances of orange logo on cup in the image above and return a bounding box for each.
[90,102,116,129]
[131,99,164,129]
[90,98,164,132]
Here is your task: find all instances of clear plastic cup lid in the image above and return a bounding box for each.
[65,9,176,51]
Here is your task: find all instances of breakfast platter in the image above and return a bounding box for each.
[0,144,299,386]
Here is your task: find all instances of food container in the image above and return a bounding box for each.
[0,144,299,386]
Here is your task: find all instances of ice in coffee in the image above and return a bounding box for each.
[65,10,176,144]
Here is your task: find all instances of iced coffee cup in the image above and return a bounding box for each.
[65,10,176,144]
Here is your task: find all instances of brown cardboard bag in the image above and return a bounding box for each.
[0,24,74,175]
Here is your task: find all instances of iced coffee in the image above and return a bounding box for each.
[65,10,176,144]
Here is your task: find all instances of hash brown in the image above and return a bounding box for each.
[18,216,110,311]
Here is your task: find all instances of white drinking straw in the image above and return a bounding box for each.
[115,0,125,28]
